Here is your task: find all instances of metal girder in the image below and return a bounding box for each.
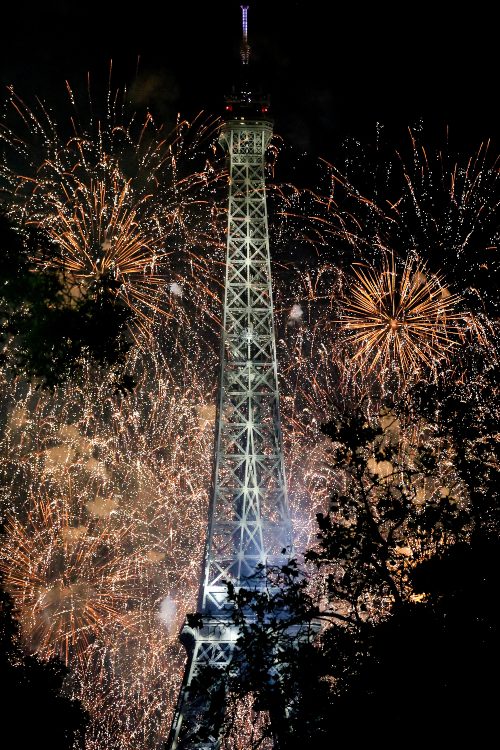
[167,119,292,750]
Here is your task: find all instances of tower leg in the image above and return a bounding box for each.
[168,622,236,749]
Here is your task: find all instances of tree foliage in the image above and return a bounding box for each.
[0,578,88,746]
[0,211,132,389]
[189,377,499,748]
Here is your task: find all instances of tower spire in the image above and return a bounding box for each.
[240,5,250,65]
[167,11,291,749]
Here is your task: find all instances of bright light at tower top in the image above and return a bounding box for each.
[225,3,271,120]
[240,5,250,65]
[241,5,248,37]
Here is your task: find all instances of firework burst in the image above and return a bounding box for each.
[317,132,499,312]
[0,85,225,336]
[338,253,469,380]
[1,494,138,664]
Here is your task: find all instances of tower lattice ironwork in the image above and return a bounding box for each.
[168,7,292,748]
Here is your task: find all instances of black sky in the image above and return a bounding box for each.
[0,1,497,157]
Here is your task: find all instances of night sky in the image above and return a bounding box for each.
[0,1,497,158]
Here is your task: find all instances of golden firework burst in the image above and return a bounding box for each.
[340,253,465,379]
[0,87,225,333]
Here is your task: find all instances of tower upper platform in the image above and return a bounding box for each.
[223,4,272,124]
[223,88,272,123]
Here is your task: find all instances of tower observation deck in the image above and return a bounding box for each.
[168,7,293,747]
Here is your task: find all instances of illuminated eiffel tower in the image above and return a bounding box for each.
[168,7,293,748]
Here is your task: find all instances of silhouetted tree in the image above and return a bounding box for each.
[0,579,88,747]
[191,392,499,749]
[0,211,132,389]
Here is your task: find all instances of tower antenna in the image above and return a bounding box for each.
[240,5,250,65]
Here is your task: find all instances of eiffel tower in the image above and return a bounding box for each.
[168,6,293,747]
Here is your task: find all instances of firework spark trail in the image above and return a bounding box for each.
[0,335,217,748]
[0,86,226,338]
[316,133,499,309]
